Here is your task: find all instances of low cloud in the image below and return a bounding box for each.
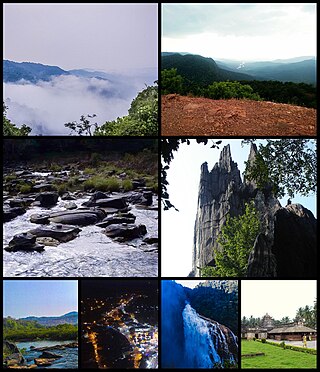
[4,71,157,135]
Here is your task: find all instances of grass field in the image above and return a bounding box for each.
[241,340,317,369]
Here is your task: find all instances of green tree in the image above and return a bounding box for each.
[64,114,98,136]
[201,201,261,277]
[161,68,184,95]
[243,139,316,198]
[3,103,31,136]
[95,84,158,136]
[206,81,261,100]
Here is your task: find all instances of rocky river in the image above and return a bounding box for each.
[3,168,158,277]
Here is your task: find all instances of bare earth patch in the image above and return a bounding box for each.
[161,94,316,136]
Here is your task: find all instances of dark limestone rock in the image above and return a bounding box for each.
[50,212,98,226]
[9,198,33,208]
[104,223,147,241]
[5,232,45,252]
[28,224,81,242]
[82,191,110,207]
[3,340,20,354]
[272,204,317,277]
[143,236,158,244]
[247,233,277,277]
[193,144,317,278]
[4,207,27,222]
[35,192,59,207]
[94,196,128,209]
[127,191,153,206]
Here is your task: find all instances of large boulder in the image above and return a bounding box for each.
[50,213,99,226]
[4,353,25,367]
[95,197,128,210]
[34,358,56,366]
[82,191,110,207]
[5,232,45,252]
[104,223,147,241]
[30,213,51,224]
[35,192,59,207]
[28,224,81,242]
[4,207,26,222]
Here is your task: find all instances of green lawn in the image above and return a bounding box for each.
[241,340,317,369]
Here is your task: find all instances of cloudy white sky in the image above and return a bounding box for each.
[161,140,317,277]
[162,3,316,61]
[242,280,317,320]
[4,3,158,71]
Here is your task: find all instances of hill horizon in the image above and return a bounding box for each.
[4,311,78,320]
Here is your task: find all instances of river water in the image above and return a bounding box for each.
[3,193,158,277]
[16,340,78,369]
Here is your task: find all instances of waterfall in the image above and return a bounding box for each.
[182,303,237,368]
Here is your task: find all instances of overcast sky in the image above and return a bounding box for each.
[241,280,317,320]
[162,3,316,61]
[161,140,316,277]
[3,3,158,71]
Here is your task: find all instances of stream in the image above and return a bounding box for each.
[3,174,158,277]
[16,340,78,369]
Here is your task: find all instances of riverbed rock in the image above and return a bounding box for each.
[96,216,136,228]
[3,340,20,354]
[104,223,147,241]
[50,212,99,226]
[35,192,59,207]
[4,353,25,367]
[127,191,153,206]
[28,224,81,242]
[83,191,110,207]
[85,195,128,210]
[63,202,77,210]
[143,236,158,245]
[5,233,45,252]
[4,207,27,222]
[34,358,56,367]
[36,237,60,247]
[9,198,34,208]
[61,192,76,200]
[38,351,62,359]
[33,183,55,192]
[30,213,51,224]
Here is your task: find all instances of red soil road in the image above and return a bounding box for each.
[161,94,317,136]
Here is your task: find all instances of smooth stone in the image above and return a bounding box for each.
[64,202,77,210]
[61,192,76,200]
[50,213,98,226]
[34,358,56,366]
[30,213,50,224]
[104,223,147,241]
[143,236,158,244]
[28,224,81,242]
[35,192,59,207]
[96,216,136,228]
[82,191,110,207]
[4,207,26,222]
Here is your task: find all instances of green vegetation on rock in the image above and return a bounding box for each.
[201,202,261,277]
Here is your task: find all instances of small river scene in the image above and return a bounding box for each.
[16,340,78,369]
[3,139,158,277]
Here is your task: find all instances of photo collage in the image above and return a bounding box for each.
[2,3,317,370]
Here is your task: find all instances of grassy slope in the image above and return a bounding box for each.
[241,340,317,369]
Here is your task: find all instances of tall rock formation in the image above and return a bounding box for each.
[192,144,316,277]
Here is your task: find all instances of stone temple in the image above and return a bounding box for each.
[191,144,316,277]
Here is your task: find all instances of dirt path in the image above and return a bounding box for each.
[161,95,316,136]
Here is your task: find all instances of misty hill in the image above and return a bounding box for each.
[216,57,316,85]
[20,311,78,326]
[161,53,254,85]
[3,60,113,83]
[3,60,70,83]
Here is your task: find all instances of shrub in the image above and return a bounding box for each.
[55,183,68,195]
[84,176,120,192]
[122,179,133,191]
[49,163,62,172]
[261,338,266,343]
[19,184,32,193]
[280,341,286,349]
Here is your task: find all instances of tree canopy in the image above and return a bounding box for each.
[201,201,261,277]
[3,103,31,136]
[243,139,316,198]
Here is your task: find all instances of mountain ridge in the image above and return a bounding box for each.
[19,311,78,326]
